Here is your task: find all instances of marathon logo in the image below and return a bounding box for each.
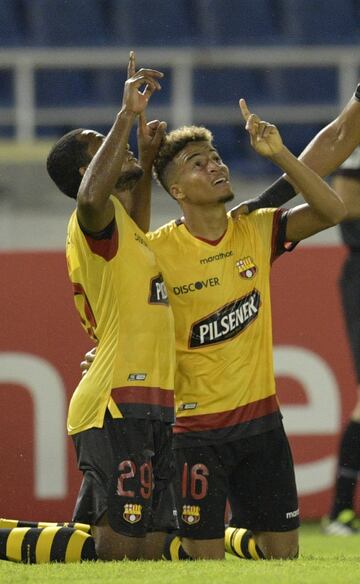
[286,508,300,519]
[173,277,220,295]
[189,289,261,348]
[200,250,233,264]
[148,274,169,305]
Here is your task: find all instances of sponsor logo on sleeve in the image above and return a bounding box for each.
[177,402,198,411]
[148,274,169,305]
[134,232,149,247]
[189,289,261,348]
[128,373,147,382]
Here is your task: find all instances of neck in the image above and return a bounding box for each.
[181,202,228,240]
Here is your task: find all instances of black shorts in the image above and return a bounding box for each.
[174,424,299,539]
[71,416,178,537]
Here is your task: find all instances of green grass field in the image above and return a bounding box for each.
[1,524,360,584]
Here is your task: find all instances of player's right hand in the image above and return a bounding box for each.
[80,347,97,377]
[122,51,163,115]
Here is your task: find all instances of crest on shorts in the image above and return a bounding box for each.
[236,256,257,279]
[181,505,200,525]
[123,503,142,524]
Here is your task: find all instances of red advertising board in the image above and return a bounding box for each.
[0,247,356,521]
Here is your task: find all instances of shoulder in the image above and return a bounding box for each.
[146,219,179,243]
[230,208,278,229]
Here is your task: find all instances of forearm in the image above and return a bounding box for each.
[245,176,297,211]
[129,161,152,232]
[271,147,346,223]
[78,109,135,207]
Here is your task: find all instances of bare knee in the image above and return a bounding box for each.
[92,515,140,560]
[255,530,299,560]
[182,537,225,560]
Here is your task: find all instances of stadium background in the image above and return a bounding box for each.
[0,0,359,521]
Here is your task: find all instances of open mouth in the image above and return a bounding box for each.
[213,177,228,186]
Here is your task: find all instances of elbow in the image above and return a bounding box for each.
[324,202,347,227]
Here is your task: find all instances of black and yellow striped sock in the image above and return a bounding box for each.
[225,527,264,560]
[0,518,91,533]
[0,526,96,563]
[162,535,192,560]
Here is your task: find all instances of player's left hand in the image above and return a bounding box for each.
[137,112,167,170]
[240,98,283,158]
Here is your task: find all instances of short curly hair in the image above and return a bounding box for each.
[153,125,213,193]
[46,129,91,199]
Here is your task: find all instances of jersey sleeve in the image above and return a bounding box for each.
[249,208,297,264]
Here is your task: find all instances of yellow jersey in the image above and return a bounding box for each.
[66,196,175,435]
[147,208,290,445]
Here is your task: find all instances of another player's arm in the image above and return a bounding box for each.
[232,89,360,216]
[129,112,167,232]
[240,98,346,242]
[77,52,163,232]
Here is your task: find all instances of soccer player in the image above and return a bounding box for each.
[143,99,346,560]
[231,82,360,217]
[2,53,177,563]
[322,147,360,535]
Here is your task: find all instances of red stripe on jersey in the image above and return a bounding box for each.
[73,282,97,329]
[270,208,283,264]
[173,394,279,433]
[112,386,175,407]
[84,224,119,261]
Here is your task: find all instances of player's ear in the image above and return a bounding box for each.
[170,183,185,201]
[79,166,87,177]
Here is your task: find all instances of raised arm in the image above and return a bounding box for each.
[128,113,167,232]
[77,52,163,232]
[232,85,360,217]
[240,98,346,241]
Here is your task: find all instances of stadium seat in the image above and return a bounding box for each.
[109,0,196,46]
[193,68,272,105]
[276,123,324,157]
[275,68,338,104]
[25,0,108,46]
[0,71,14,106]
[35,69,98,106]
[281,0,359,44]
[194,0,284,45]
[0,0,26,46]
[205,124,274,176]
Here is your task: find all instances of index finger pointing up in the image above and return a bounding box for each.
[239,98,251,122]
[127,50,136,78]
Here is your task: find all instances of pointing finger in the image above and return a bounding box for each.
[239,98,251,122]
[127,50,136,79]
